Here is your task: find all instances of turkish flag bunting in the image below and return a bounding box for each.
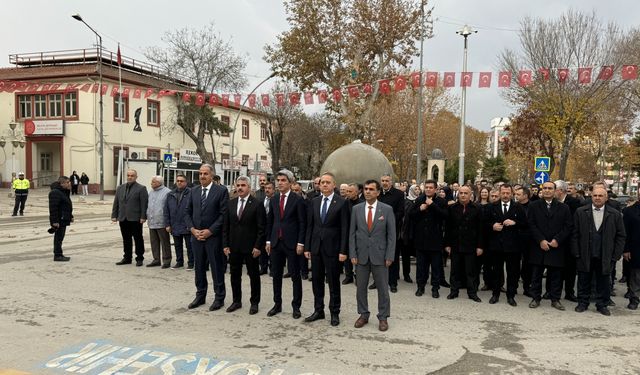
[80,83,92,92]
[443,72,455,87]
[425,72,438,87]
[498,72,511,87]
[578,68,592,84]
[41,84,51,92]
[303,91,314,105]
[379,80,391,94]
[538,68,550,81]
[158,89,176,98]
[209,94,219,106]
[90,83,99,93]
[27,83,40,92]
[248,94,256,108]
[0,81,5,92]
[557,68,569,83]
[101,84,109,95]
[460,72,472,87]
[6,82,19,93]
[64,83,80,92]
[518,70,532,87]
[49,83,61,91]
[289,92,300,105]
[394,76,407,92]
[221,94,230,107]
[133,88,142,99]
[479,72,491,88]
[362,82,373,94]
[622,65,638,80]
[15,82,28,92]
[598,66,614,80]
[145,88,154,98]
[317,90,328,104]
[332,88,343,102]
[261,94,270,106]
[122,87,130,98]
[410,72,421,88]
[348,86,359,98]
[275,93,285,107]
[195,93,205,106]
[111,86,120,97]
[233,94,241,106]
[182,92,191,103]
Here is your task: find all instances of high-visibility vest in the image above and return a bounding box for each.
[12,178,30,190]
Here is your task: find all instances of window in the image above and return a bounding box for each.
[260,123,267,141]
[241,119,249,139]
[18,95,31,118]
[34,95,46,118]
[241,154,250,166]
[49,94,62,118]
[113,146,129,176]
[147,100,160,126]
[40,153,52,171]
[65,92,77,117]
[147,148,161,160]
[114,94,129,122]
[220,115,230,137]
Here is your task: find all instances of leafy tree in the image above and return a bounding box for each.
[482,156,508,183]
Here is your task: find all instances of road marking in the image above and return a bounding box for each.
[0,370,32,375]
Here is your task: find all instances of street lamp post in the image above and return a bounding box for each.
[0,121,26,178]
[456,25,477,185]
[72,13,104,200]
[416,1,433,183]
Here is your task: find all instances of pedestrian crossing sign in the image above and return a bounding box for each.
[534,157,550,172]
[163,153,173,163]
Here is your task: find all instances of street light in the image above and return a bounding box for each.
[456,25,477,185]
[0,121,26,180]
[72,13,104,200]
[416,1,434,182]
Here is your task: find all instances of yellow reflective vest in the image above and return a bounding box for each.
[12,178,30,193]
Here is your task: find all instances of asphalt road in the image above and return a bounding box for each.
[1,188,639,375]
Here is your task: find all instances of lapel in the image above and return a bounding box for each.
[322,195,338,223]
[230,197,239,221]
[371,203,383,232]
[544,200,555,218]
[602,205,610,227]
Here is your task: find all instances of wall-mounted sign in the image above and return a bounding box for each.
[179,148,202,163]
[24,119,64,136]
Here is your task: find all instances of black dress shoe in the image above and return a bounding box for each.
[597,307,611,316]
[53,255,70,262]
[432,289,440,299]
[267,305,282,317]
[447,292,458,300]
[172,262,184,269]
[489,295,499,304]
[330,314,340,326]
[627,301,639,310]
[226,302,242,313]
[404,276,413,283]
[147,260,161,267]
[342,277,354,285]
[507,297,517,307]
[529,299,540,308]
[249,304,259,315]
[390,286,398,293]
[607,299,616,307]
[368,283,377,290]
[292,309,302,319]
[259,269,268,275]
[415,287,425,297]
[209,300,224,311]
[304,311,325,322]
[116,259,132,265]
[480,285,490,291]
[136,260,143,267]
[564,294,578,302]
[161,264,171,269]
[440,280,451,288]
[188,297,206,309]
[469,295,482,303]
[575,304,588,313]
[551,300,565,311]
[283,273,292,278]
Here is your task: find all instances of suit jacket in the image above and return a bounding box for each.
[266,191,307,249]
[571,204,625,274]
[223,195,266,254]
[349,201,396,266]
[184,184,229,236]
[408,194,448,252]
[527,199,573,267]
[562,195,582,215]
[111,181,148,222]
[164,187,192,235]
[444,202,484,253]
[623,202,640,268]
[486,200,526,253]
[305,194,350,257]
[380,186,405,234]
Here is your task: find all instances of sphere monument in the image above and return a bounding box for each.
[320,140,393,185]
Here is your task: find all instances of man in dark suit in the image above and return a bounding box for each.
[254,174,268,203]
[265,169,307,319]
[527,181,573,311]
[623,192,640,310]
[49,176,73,262]
[112,169,148,266]
[350,179,396,332]
[486,184,527,306]
[555,180,582,302]
[515,186,533,297]
[304,172,350,326]
[259,181,275,275]
[342,183,365,284]
[572,186,625,315]
[379,174,405,293]
[184,164,229,311]
[223,176,266,315]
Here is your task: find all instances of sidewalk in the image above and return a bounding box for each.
[0,187,114,218]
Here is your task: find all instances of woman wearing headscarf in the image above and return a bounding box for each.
[400,185,421,283]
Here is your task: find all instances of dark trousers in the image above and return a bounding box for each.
[259,249,270,273]
[71,184,79,195]
[298,253,309,277]
[389,240,402,287]
[530,265,563,301]
[311,252,341,314]
[521,251,533,295]
[118,220,145,261]
[271,242,302,309]
[490,252,521,298]
[577,257,610,309]
[416,249,443,290]
[401,243,414,279]
[475,253,492,289]
[629,268,640,302]
[192,235,226,302]
[53,225,67,256]
[563,251,577,297]
[13,194,27,215]
[344,258,354,278]
[229,251,260,305]
[172,234,193,266]
[450,251,478,297]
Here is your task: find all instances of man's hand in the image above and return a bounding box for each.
[351,258,358,265]
[111,218,117,223]
[200,229,213,240]
[444,246,451,254]
[540,240,550,251]
[223,247,230,257]
[339,254,347,262]
[53,223,60,228]
[503,219,515,226]
[252,248,261,258]
[493,223,503,232]
[265,243,271,256]
[165,226,172,233]
[624,252,631,261]
[385,260,393,268]
[549,239,559,248]
[296,244,304,255]
[420,203,428,211]
[140,219,146,224]
[304,251,311,260]
[476,248,483,256]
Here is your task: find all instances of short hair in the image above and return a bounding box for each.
[490,189,499,195]
[320,172,336,182]
[213,175,221,182]
[176,174,186,180]
[542,181,557,189]
[364,179,381,191]
[592,180,609,190]
[516,186,531,198]
[200,164,214,173]
[500,183,513,191]
[424,179,437,188]
[58,175,70,183]
[235,175,250,185]
[381,174,392,180]
[264,181,274,189]
[554,180,568,192]
[277,169,295,183]
[126,169,137,176]
[151,175,164,184]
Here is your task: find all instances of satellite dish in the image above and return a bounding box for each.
[131,152,139,160]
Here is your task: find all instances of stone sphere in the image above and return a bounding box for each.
[320,140,393,185]
[431,148,445,160]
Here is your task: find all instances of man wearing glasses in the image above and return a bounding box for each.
[165,174,194,269]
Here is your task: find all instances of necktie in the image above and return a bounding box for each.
[238,198,245,219]
[201,187,207,208]
[503,203,508,215]
[367,205,373,231]
[264,197,270,214]
[279,193,286,218]
[546,202,551,212]
[321,197,329,224]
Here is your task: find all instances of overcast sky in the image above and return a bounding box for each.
[2,0,638,131]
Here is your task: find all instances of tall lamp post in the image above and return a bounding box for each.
[72,13,104,200]
[456,25,477,185]
[416,1,433,182]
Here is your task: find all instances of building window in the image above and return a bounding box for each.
[34,94,46,118]
[65,92,77,117]
[49,94,62,118]
[147,148,161,160]
[18,95,31,118]
[113,146,129,176]
[220,115,230,137]
[241,119,249,139]
[260,123,267,141]
[147,100,160,126]
[241,154,250,166]
[114,94,129,122]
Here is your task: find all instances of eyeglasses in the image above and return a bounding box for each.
[176,180,186,183]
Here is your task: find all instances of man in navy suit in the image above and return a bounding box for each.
[304,172,350,326]
[265,169,307,319]
[184,164,229,311]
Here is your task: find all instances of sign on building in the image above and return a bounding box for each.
[24,119,64,136]
[179,148,202,163]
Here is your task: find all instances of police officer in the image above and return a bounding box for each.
[12,171,30,216]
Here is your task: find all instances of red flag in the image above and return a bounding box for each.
[622,65,638,80]
[332,88,342,102]
[538,68,550,81]
[80,83,91,92]
[195,92,205,106]
[578,67,592,84]
[64,83,80,92]
[289,92,300,105]
[317,90,328,104]
[379,80,391,94]
[394,76,407,92]
[498,72,511,87]
[460,72,472,87]
[145,88,154,98]
[479,72,491,88]
[557,68,569,83]
[348,86,359,98]
[518,70,532,87]
[133,88,142,99]
[275,93,285,107]
[158,89,176,98]
[410,72,421,88]
[303,91,314,105]
[101,84,109,95]
[261,94,270,106]
[121,87,130,98]
[598,66,614,80]
[90,83,99,93]
[362,82,373,95]
[443,72,455,88]
[111,86,119,97]
[221,94,230,107]
[41,83,51,92]
[425,72,438,87]
[5,82,18,93]
[48,83,61,91]
[117,45,122,66]
[182,92,191,103]
[27,83,40,92]
[209,93,219,106]
[0,81,5,92]
[233,94,241,106]
[248,94,256,108]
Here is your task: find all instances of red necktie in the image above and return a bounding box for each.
[278,194,286,238]
[367,205,373,231]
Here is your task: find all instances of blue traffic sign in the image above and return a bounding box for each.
[163,153,173,163]
[534,157,550,172]
[534,171,549,184]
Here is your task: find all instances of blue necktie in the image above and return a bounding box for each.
[201,188,207,209]
[321,197,329,224]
